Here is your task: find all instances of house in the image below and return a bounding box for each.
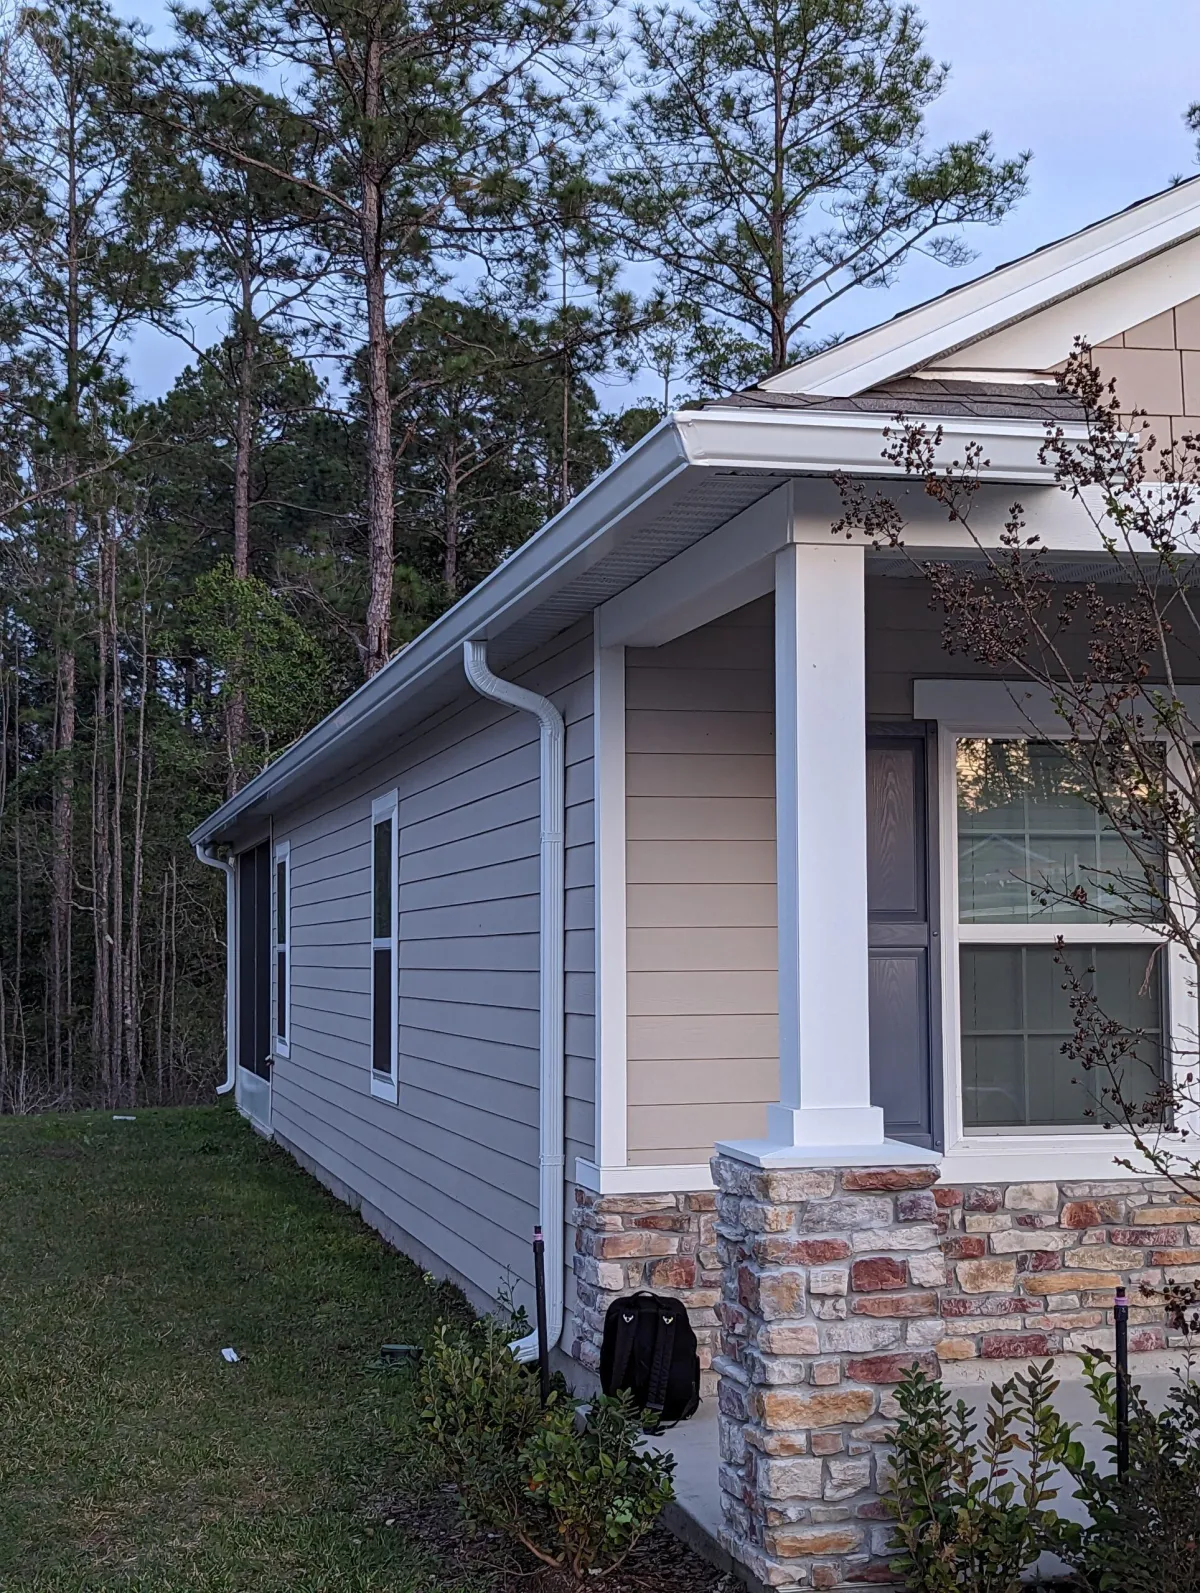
[191,178,1200,1590]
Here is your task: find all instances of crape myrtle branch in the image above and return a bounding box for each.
[834,341,1200,1324]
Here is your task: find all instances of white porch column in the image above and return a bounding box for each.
[719,539,933,1168]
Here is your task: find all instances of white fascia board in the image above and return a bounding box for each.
[192,403,1087,847]
[675,405,1087,483]
[189,419,691,846]
[761,177,1200,397]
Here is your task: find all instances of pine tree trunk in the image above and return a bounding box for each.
[227,267,255,792]
[360,27,394,678]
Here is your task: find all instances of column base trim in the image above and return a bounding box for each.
[573,1158,716,1194]
[766,1101,885,1145]
[715,1136,940,1168]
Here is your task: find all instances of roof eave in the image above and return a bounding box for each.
[190,404,1079,847]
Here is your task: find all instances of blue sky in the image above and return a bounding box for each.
[119,0,1200,404]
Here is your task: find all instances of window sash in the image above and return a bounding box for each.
[273,844,290,1054]
[370,794,398,1098]
[944,732,1174,1141]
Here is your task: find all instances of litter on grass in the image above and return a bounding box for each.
[220,1347,240,1363]
[112,1115,136,1121]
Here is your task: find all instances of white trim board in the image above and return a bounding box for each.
[592,637,628,1170]
[575,1159,715,1195]
[369,789,400,1105]
[272,839,291,1061]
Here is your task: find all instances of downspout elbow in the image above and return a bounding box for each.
[194,841,237,1097]
[463,640,566,1364]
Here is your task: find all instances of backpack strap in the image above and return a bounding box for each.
[608,1300,641,1396]
[645,1304,678,1414]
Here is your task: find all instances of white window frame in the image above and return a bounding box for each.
[273,839,291,1059]
[370,791,400,1103]
[919,681,1199,1178]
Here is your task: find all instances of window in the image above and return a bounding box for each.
[273,841,290,1056]
[954,738,1165,1133]
[370,792,399,1100]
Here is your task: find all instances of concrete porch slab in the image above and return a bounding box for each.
[642,1399,730,1573]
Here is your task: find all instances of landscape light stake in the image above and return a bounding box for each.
[1114,1285,1129,1478]
[533,1225,550,1406]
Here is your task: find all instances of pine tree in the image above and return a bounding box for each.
[611,0,1029,389]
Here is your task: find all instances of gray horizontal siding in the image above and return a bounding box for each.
[270,618,595,1339]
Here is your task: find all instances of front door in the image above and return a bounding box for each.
[866,730,941,1149]
[236,840,272,1130]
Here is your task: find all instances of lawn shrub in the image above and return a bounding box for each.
[885,1362,1069,1593]
[1051,1354,1200,1593]
[417,1316,674,1579]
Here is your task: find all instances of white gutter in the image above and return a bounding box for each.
[190,403,1084,852]
[194,842,237,1096]
[462,639,565,1364]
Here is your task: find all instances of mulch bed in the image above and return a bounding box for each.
[382,1489,737,1593]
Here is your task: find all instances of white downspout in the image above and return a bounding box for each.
[463,639,566,1363]
[194,842,237,1096]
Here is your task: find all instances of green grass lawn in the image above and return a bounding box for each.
[0,1105,472,1592]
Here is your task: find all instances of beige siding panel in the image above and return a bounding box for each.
[626,709,775,756]
[628,1055,779,1105]
[625,666,774,714]
[628,1013,778,1061]
[627,796,776,842]
[627,839,776,883]
[628,1101,768,1158]
[628,969,777,1017]
[270,617,595,1337]
[625,601,778,1161]
[627,925,777,971]
[627,881,776,929]
[1123,310,1176,348]
[626,752,776,798]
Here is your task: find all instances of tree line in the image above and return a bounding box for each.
[0,0,1027,1111]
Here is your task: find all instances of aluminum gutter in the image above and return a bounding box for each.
[189,416,690,846]
[190,402,1083,847]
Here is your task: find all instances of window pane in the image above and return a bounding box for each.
[372,946,393,1075]
[957,740,1157,923]
[276,950,287,1040]
[276,859,287,945]
[373,818,392,939]
[961,943,1163,1130]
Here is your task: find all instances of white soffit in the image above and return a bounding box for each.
[763,176,1200,398]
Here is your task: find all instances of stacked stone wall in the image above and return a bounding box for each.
[571,1187,722,1393]
[710,1157,1193,1591]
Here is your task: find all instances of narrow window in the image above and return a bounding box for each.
[371,793,399,1100]
[274,841,290,1055]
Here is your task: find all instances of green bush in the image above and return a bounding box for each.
[886,1361,1070,1593]
[525,1391,676,1577]
[416,1317,674,1579]
[1051,1354,1200,1593]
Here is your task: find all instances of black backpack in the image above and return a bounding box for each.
[598,1291,701,1424]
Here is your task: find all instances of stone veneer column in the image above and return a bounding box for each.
[713,1156,1186,1591]
[572,1187,723,1393]
[713,1155,948,1591]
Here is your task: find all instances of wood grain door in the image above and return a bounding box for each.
[866,730,942,1149]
